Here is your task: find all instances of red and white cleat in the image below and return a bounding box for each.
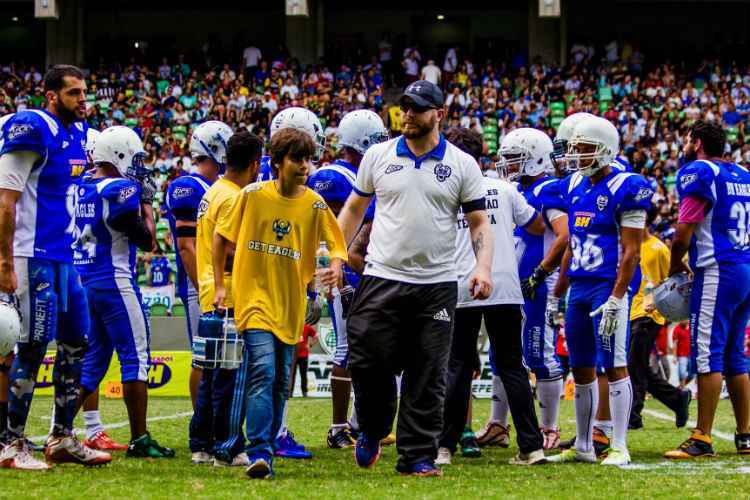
[542,427,561,450]
[84,431,128,451]
[0,439,50,470]
[45,435,112,466]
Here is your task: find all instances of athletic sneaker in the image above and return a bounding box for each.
[675,390,692,428]
[213,452,250,467]
[45,435,112,466]
[509,448,547,465]
[0,439,50,470]
[354,435,381,468]
[275,432,312,459]
[435,447,451,465]
[459,428,481,457]
[664,431,716,459]
[127,432,175,458]
[542,428,561,450]
[546,448,597,463]
[327,427,357,449]
[191,451,213,464]
[396,459,442,477]
[558,431,609,458]
[381,432,396,446]
[601,448,630,466]
[476,422,510,447]
[85,431,128,451]
[736,433,750,455]
[246,455,273,479]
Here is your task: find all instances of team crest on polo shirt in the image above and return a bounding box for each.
[596,195,608,211]
[272,219,292,240]
[434,163,452,182]
[312,200,328,210]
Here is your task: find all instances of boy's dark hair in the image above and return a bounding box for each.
[689,119,725,158]
[269,128,316,175]
[44,65,85,92]
[227,130,264,172]
[445,126,483,161]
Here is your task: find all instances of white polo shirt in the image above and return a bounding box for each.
[455,176,536,307]
[354,135,486,284]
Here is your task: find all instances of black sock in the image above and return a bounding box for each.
[0,402,8,443]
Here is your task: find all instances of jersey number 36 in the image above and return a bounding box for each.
[570,234,604,272]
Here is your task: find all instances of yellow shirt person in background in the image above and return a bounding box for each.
[630,233,670,324]
[196,131,263,313]
[214,128,346,477]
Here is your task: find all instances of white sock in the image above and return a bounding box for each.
[83,411,104,440]
[609,377,633,451]
[395,374,402,396]
[593,419,613,438]
[537,378,563,430]
[276,401,289,439]
[490,376,509,426]
[574,381,598,454]
[48,402,56,435]
[330,423,348,435]
[348,398,359,431]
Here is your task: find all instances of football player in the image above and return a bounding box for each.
[307,109,388,449]
[550,112,595,178]
[489,128,569,450]
[0,66,102,470]
[73,126,173,458]
[548,116,653,466]
[166,120,233,456]
[664,120,750,458]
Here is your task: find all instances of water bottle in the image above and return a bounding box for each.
[314,241,331,296]
[644,281,655,312]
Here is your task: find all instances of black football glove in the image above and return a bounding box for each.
[521,265,551,301]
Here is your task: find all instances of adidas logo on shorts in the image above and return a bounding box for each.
[433,308,451,322]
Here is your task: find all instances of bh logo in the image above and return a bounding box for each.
[35,355,56,388]
[148,359,172,389]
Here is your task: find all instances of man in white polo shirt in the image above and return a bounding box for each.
[337,80,493,477]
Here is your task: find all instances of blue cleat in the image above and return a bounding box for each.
[274,432,312,459]
[354,435,381,468]
[396,459,443,477]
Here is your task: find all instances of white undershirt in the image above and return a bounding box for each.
[0,150,40,192]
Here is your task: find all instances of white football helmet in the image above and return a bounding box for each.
[496,128,554,180]
[337,110,388,155]
[566,115,619,177]
[0,296,21,356]
[552,112,595,164]
[189,120,233,171]
[93,126,149,181]
[85,128,100,165]
[653,273,693,322]
[270,107,326,159]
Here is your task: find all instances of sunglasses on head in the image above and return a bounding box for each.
[400,101,434,114]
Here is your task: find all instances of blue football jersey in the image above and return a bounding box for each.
[73,177,141,284]
[514,176,566,280]
[676,159,750,268]
[165,173,212,293]
[257,155,275,181]
[561,171,653,280]
[0,110,88,262]
[150,256,171,286]
[611,156,632,172]
[307,159,376,288]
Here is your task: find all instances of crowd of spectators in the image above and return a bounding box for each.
[1,41,749,252]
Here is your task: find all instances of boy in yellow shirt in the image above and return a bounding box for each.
[215,128,347,479]
[191,130,263,466]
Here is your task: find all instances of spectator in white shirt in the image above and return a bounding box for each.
[421,60,441,86]
[280,78,300,99]
[242,44,262,81]
[402,51,420,84]
[443,47,458,86]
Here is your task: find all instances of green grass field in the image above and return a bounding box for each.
[3,396,749,499]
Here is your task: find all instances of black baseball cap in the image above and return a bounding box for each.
[399,80,444,109]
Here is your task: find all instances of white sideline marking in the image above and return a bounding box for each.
[642,409,733,442]
[620,460,750,473]
[29,411,193,442]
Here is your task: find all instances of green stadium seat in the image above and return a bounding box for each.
[598,86,613,102]
[171,303,185,317]
[551,116,564,129]
[550,101,566,117]
[150,303,168,317]
[137,274,147,286]
[727,126,739,144]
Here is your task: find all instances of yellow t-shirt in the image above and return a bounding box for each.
[630,234,670,324]
[216,181,348,344]
[196,178,240,313]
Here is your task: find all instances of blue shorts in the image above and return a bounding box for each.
[521,277,562,380]
[80,277,151,391]
[690,263,750,376]
[565,278,630,369]
[15,257,89,346]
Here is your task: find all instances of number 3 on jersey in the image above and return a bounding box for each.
[570,234,604,272]
[729,201,750,249]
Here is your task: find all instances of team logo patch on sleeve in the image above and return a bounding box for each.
[634,187,654,201]
[172,187,194,199]
[313,180,332,192]
[272,219,292,240]
[680,173,697,189]
[118,186,137,203]
[434,163,452,182]
[7,124,32,140]
[596,195,608,211]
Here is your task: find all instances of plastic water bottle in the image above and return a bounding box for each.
[644,281,655,311]
[315,241,331,296]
